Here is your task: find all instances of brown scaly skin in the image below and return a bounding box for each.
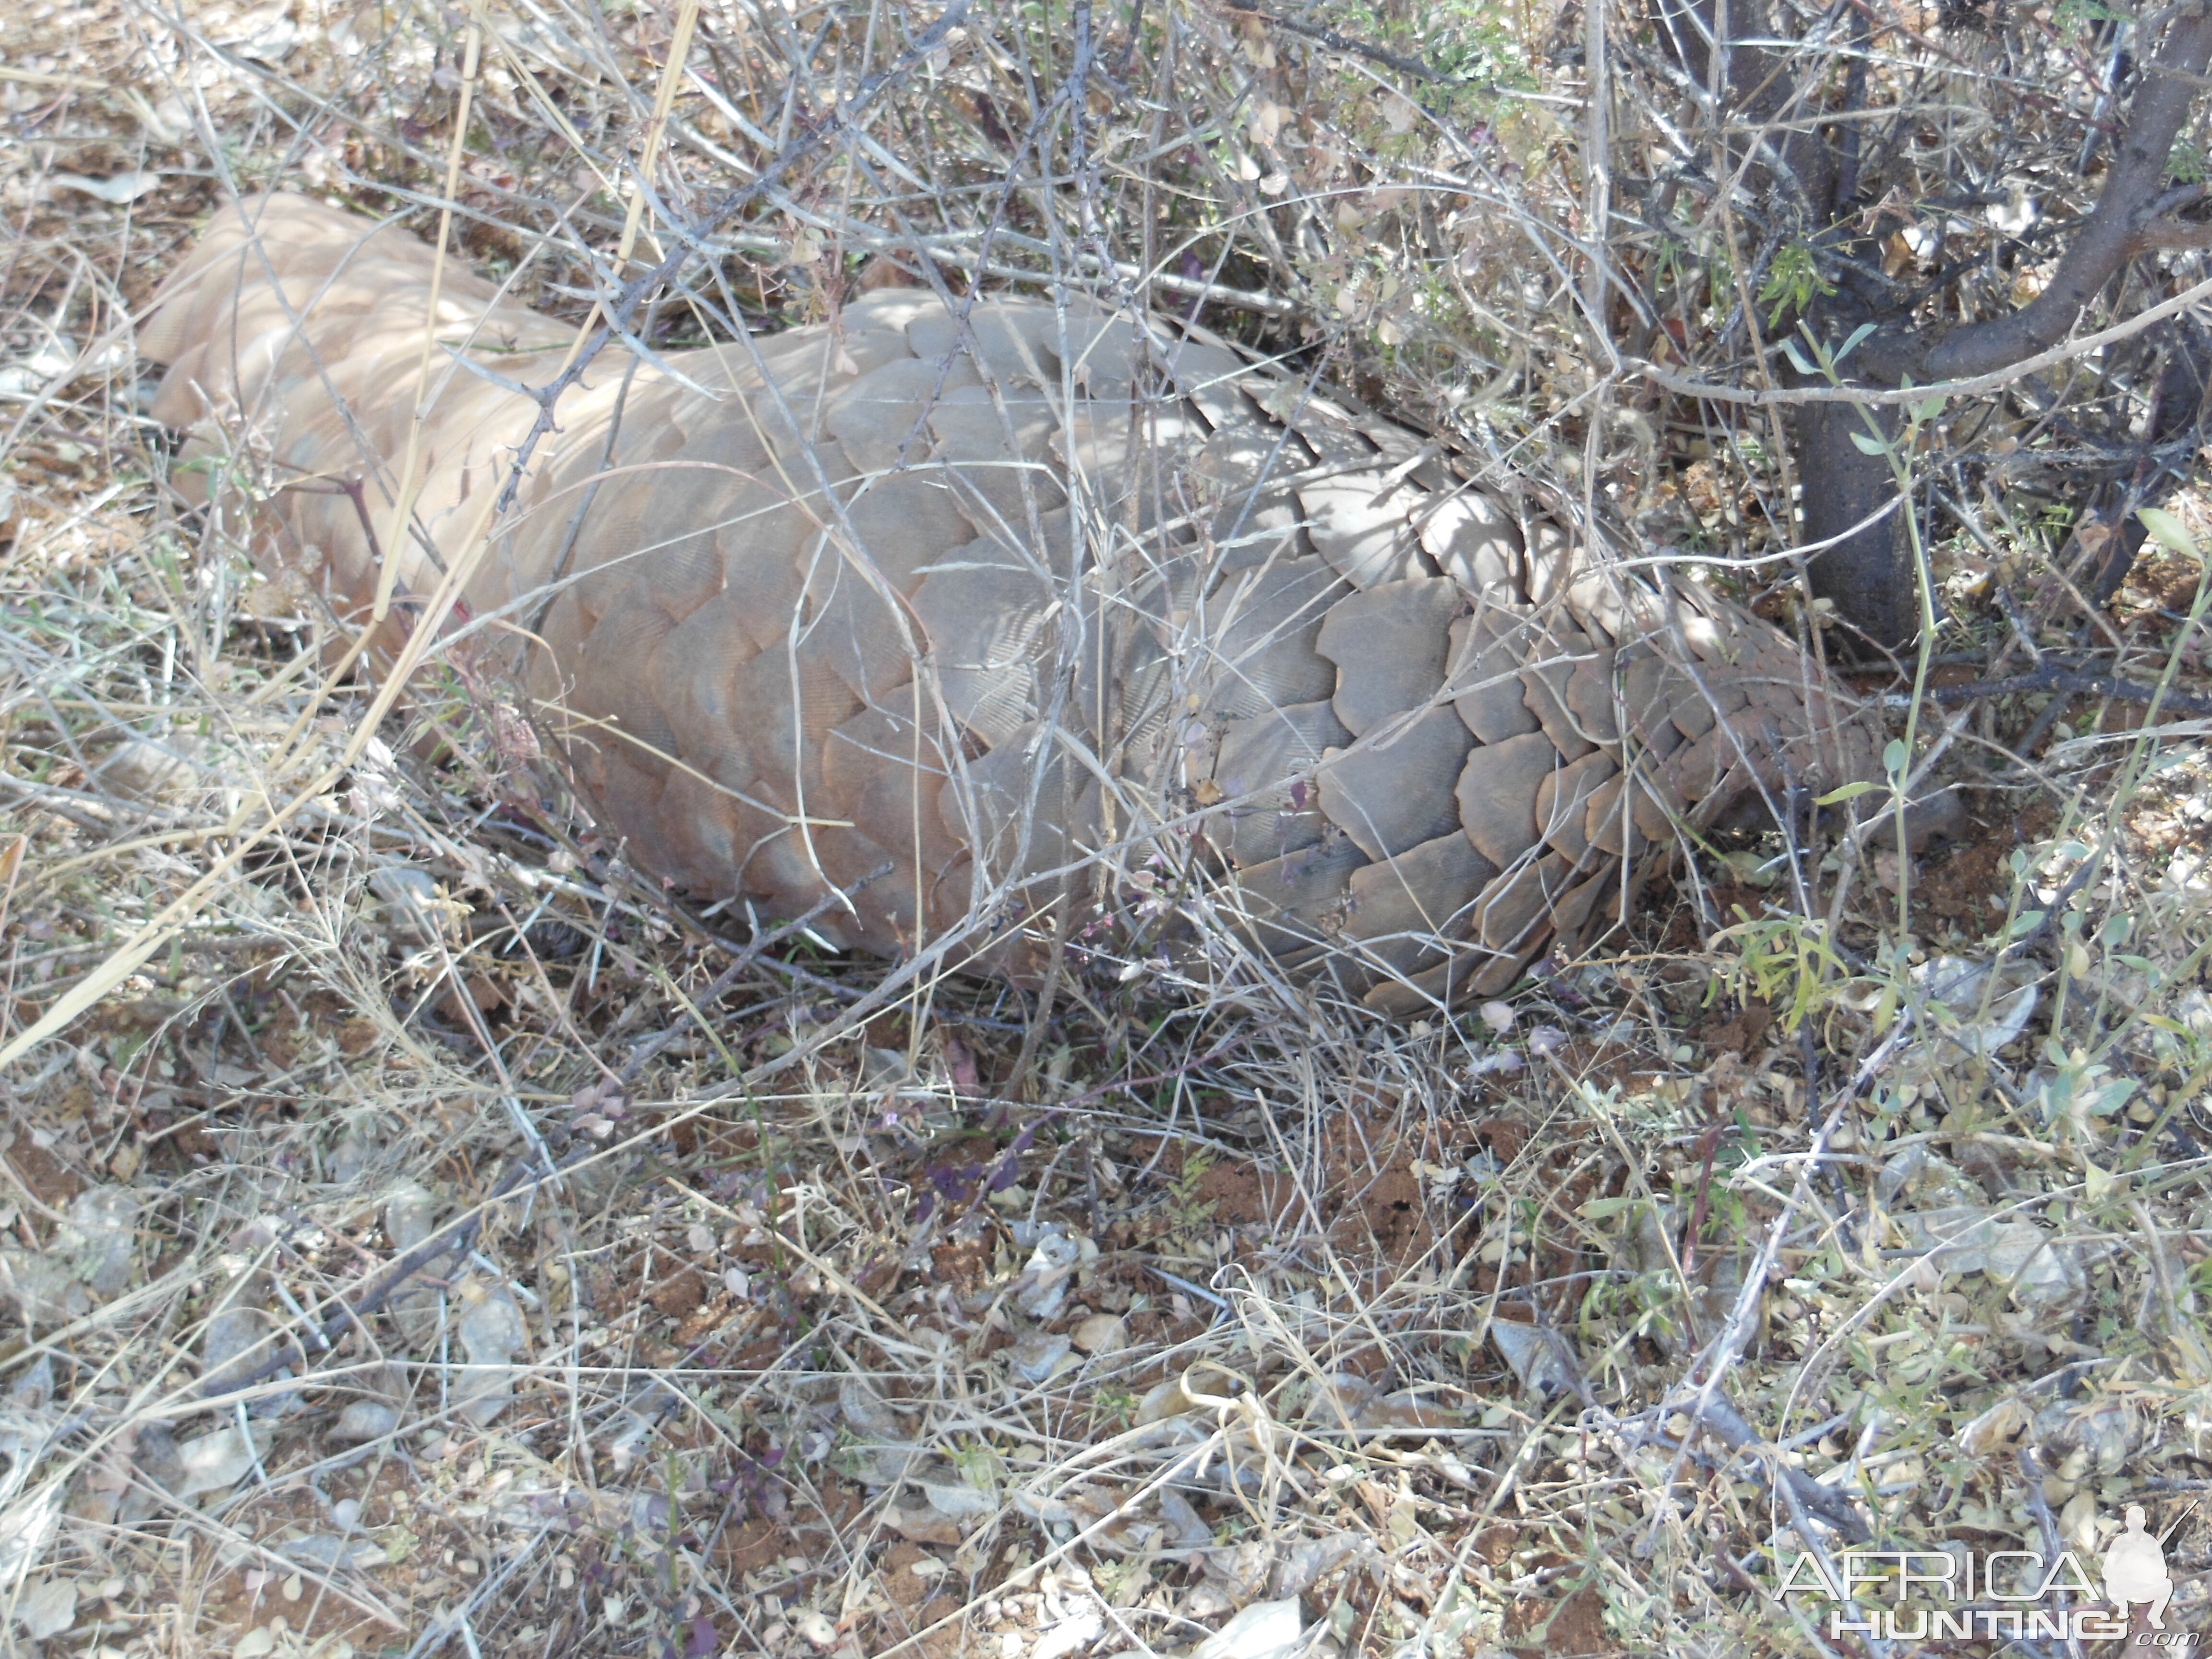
[144,194,1879,1013]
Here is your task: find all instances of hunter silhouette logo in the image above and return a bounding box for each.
[1778,1498,2200,1641]
[2104,1503,2189,1630]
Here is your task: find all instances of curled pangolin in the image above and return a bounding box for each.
[143,194,1878,1012]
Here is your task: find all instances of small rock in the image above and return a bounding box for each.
[1009,1332,1073,1385]
[201,1305,296,1415]
[64,1187,141,1296]
[1015,1230,1082,1321]
[883,1505,963,1546]
[839,1378,901,1437]
[1488,1319,1580,1401]
[1192,1599,1307,1659]
[1155,1489,1214,1550]
[1181,1583,1235,1620]
[281,1534,388,1572]
[383,1181,438,1253]
[332,1402,401,1443]
[1071,1314,1127,1355]
[131,1424,185,1492]
[1271,1534,1362,1599]
[453,1283,529,1426]
[381,1181,445,1352]
[175,1423,271,1499]
[1134,1377,1195,1425]
[1032,1609,1103,1659]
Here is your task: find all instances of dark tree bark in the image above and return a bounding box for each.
[1653,0,2212,651]
[2093,316,2212,604]
[1798,397,1910,647]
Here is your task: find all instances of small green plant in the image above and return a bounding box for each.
[2054,0,2126,33]
[1706,908,1863,1033]
[949,1438,1005,1493]
[1166,1147,1215,1213]
[1091,1383,1139,1430]
[1758,241,1835,328]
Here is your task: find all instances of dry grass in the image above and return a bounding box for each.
[7,1,2212,1657]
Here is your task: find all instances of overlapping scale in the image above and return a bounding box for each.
[145,192,1882,1014]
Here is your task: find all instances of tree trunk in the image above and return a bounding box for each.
[1652,0,2212,653]
[1798,398,1911,651]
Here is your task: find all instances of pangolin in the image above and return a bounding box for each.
[141,193,1876,1012]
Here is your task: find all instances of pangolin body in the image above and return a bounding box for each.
[144,194,1876,1011]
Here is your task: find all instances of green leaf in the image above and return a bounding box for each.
[1579,1196,1638,1221]
[1780,338,1818,377]
[1913,396,1948,424]
[1720,849,1780,888]
[2008,910,2046,937]
[1883,738,1909,775]
[2090,1078,2139,1117]
[1850,430,1888,456]
[1815,780,1885,805]
[2139,506,2198,556]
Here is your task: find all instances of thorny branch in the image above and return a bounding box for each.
[1656,0,2212,646]
[1923,663,2212,720]
[490,0,972,514]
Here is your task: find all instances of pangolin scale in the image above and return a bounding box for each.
[143,194,1876,1012]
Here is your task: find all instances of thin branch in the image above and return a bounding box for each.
[1920,663,2212,718]
[1632,269,2212,406]
[1869,12,2212,385]
[491,0,973,513]
[1219,3,1492,87]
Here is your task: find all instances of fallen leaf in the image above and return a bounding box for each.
[14,1577,76,1639]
